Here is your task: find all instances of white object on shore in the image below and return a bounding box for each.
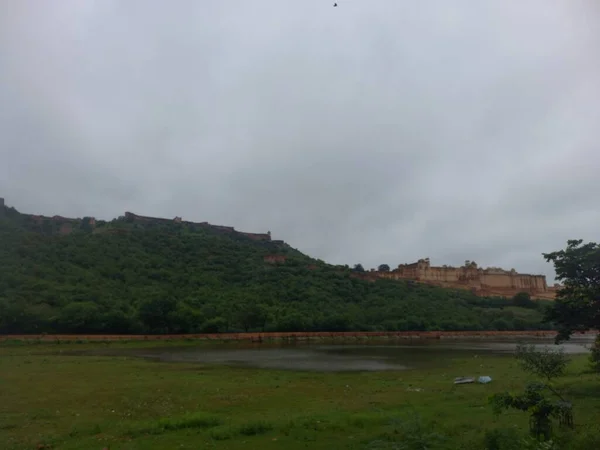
[478,376,492,384]
[454,377,475,384]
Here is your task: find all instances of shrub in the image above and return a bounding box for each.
[237,420,273,436]
[483,427,522,450]
[589,335,600,372]
[515,344,570,382]
[490,345,574,442]
[128,412,221,437]
[366,413,447,450]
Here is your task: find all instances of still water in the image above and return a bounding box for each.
[83,336,594,372]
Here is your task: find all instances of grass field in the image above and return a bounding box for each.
[1,341,599,450]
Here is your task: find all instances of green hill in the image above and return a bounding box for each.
[0,203,552,334]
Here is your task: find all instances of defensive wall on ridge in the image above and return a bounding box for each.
[123,211,272,241]
[0,199,273,242]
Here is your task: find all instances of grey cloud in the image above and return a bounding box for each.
[1,0,599,282]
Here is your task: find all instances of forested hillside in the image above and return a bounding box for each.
[0,206,553,334]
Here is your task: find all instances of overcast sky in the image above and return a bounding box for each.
[1,1,599,281]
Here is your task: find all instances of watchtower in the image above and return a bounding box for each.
[416,258,431,270]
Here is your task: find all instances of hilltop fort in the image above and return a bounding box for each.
[122,211,279,242]
[1,198,557,299]
[354,258,558,300]
[0,197,280,243]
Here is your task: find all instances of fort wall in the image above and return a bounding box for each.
[373,258,555,299]
[241,232,271,241]
[123,211,271,241]
[211,225,235,232]
[4,200,277,243]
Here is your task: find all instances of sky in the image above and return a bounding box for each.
[1,1,599,282]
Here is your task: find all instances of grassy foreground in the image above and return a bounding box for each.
[1,341,599,450]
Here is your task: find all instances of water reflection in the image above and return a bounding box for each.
[81,336,594,372]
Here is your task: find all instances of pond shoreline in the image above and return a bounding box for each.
[1,330,597,343]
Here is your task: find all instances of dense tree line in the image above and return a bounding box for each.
[0,211,553,334]
[543,239,600,342]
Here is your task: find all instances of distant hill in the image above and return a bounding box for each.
[0,200,553,334]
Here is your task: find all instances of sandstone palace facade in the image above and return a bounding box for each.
[368,258,558,300]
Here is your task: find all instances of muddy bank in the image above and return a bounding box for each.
[63,337,594,372]
[2,330,596,343]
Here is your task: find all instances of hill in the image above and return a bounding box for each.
[0,201,553,334]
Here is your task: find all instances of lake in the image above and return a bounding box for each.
[78,335,595,372]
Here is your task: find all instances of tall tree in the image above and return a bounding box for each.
[512,292,535,309]
[378,264,390,272]
[543,240,600,342]
[138,297,177,333]
[235,302,269,332]
[353,263,365,272]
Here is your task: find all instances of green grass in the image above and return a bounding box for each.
[1,342,599,450]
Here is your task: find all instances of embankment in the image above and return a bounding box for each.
[2,330,596,342]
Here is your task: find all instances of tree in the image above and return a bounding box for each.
[378,264,390,272]
[589,338,600,373]
[235,303,269,332]
[514,344,570,384]
[490,382,572,441]
[513,292,536,309]
[80,217,93,232]
[276,312,311,332]
[58,302,101,333]
[100,307,139,334]
[490,344,573,441]
[138,297,177,333]
[167,303,203,333]
[543,240,600,342]
[353,263,365,272]
[200,317,227,333]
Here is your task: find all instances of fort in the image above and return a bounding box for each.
[0,198,274,242]
[2,198,560,299]
[353,258,558,300]
[123,211,272,241]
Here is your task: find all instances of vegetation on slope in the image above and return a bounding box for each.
[0,207,552,334]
